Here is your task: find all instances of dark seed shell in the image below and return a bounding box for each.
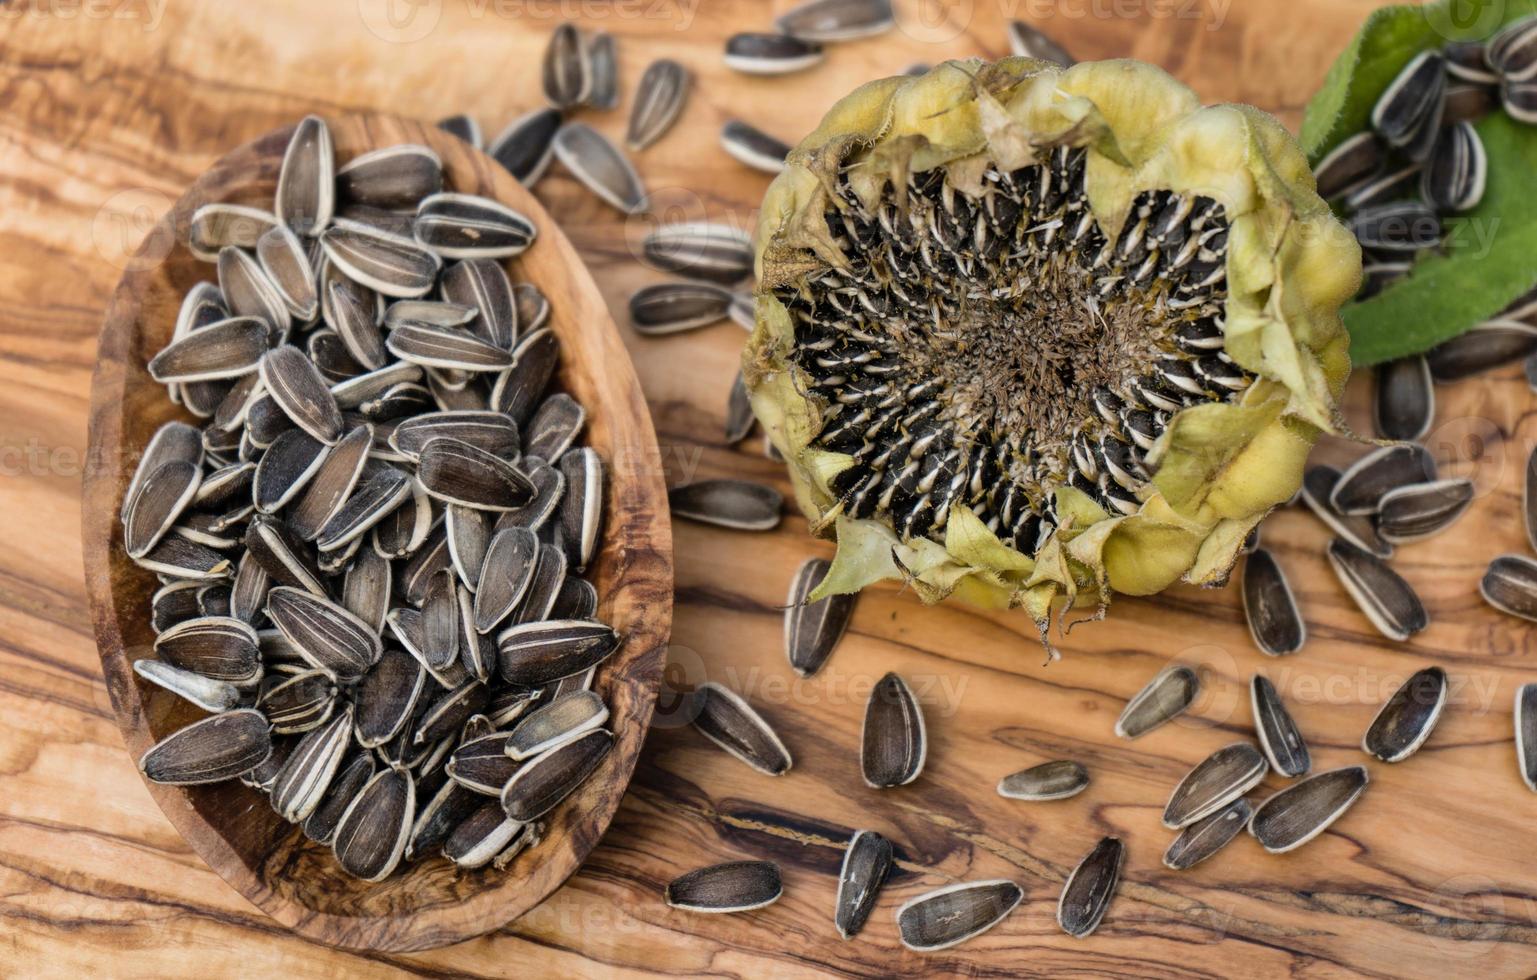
[1326,538,1428,642]
[1362,666,1446,763]
[627,59,690,150]
[1241,549,1305,656]
[1251,675,1310,778]
[861,672,926,788]
[669,479,782,530]
[265,585,382,682]
[1115,665,1198,739]
[1163,798,1251,871]
[897,880,1023,951]
[1057,836,1122,939]
[139,709,273,785]
[1330,443,1436,516]
[303,752,376,846]
[1162,743,1267,829]
[784,557,855,677]
[1372,355,1433,441]
[490,107,562,185]
[1249,766,1368,854]
[496,618,620,686]
[499,728,612,821]
[332,767,414,882]
[689,681,792,776]
[665,860,783,913]
[552,123,646,215]
[996,760,1089,801]
[834,830,893,939]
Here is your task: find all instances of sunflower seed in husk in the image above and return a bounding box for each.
[321,224,439,298]
[720,120,789,173]
[669,479,782,531]
[1163,798,1252,871]
[332,766,414,881]
[1372,355,1433,441]
[833,830,892,939]
[276,115,334,236]
[552,122,646,214]
[475,526,540,633]
[441,505,489,591]
[414,681,490,747]
[147,317,270,383]
[386,322,516,373]
[1513,682,1537,793]
[897,880,1023,951]
[253,428,327,513]
[315,463,411,552]
[484,105,557,183]
[1443,81,1497,125]
[627,58,690,150]
[265,585,381,682]
[504,690,608,761]
[389,410,521,462]
[997,760,1089,801]
[784,557,855,678]
[1250,675,1310,777]
[215,251,290,342]
[446,730,519,795]
[1371,50,1445,151]
[421,567,461,670]
[1241,549,1305,657]
[525,394,585,463]
[1503,77,1537,123]
[259,669,337,734]
[128,422,204,506]
[258,346,343,444]
[441,258,518,350]
[1427,319,1537,382]
[123,459,201,559]
[511,542,570,628]
[1377,478,1474,543]
[1331,444,1436,517]
[776,0,893,40]
[154,616,261,685]
[271,704,354,823]
[139,708,273,785]
[1350,200,1441,251]
[132,658,242,712]
[558,448,602,571]
[418,436,534,511]
[151,580,202,634]
[542,22,589,109]
[724,32,824,75]
[303,752,376,846]
[398,521,451,603]
[1327,538,1428,641]
[1249,766,1368,854]
[690,681,791,776]
[861,672,925,788]
[585,31,618,108]
[189,203,277,260]
[1444,39,1497,82]
[1422,121,1487,212]
[492,328,559,425]
[1300,465,1392,558]
[495,459,565,533]
[1363,666,1446,763]
[137,535,234,581]
[244,393,294,448]
[256,225,320,322]
[441,798,524,869]
[500,727,611,821]
[1490,15,1537,81]
[1311,131,1385,199]
[406,777,481,861]
[485,686,539,729]
[629,281,732,335]
[1162,743,1267,829]
[496,619,619,686]
[665,860,782,914]
[644,224,753,290]
[1006,20,1073,65]
[1058,836,1122,939]
[351,648,426,748]
[336,143,443,210]
[286,425,370,539]
[1348,167,1426,215]
[550,575,598,622]
[1115,665,1198,739]
[239,732,295,792]
[414,192,536,260]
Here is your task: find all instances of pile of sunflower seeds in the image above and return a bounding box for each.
[126,115,621,881]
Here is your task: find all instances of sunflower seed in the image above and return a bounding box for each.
[123,459,201,559]
[1311,131,1384,199]
[137,536,233,580]
[316,463,411,551]
[1359,260,1410,300]
[302,752,376,845]
[260,346,343,444]
[1237,548,1305,656]
[497,619,619,686]
[665,860,782,914]
[322,224,439,298]
[418,436,534,510]
[1422,121,1487,212]
[558,448,602,571]
[523,394,583,464]
[492,328,560,425]
[260,669,337,734]
[271,704,354,822]
[728,291,752,328]
[551,575,598,622]
[860,672,925,788]
[995,759,1089,801]
[1006,20,1073,65]
[628,59,690,150]
[500,690,608,762]
[283,426,368,538]
[239,733,295,791]
[505,541,565,627]
[1443,81,1497,125]
[350,649,425,748]
[1350,201,1441,251]
[151,580,202,633]
[1163,798,1251,871]
[553,122,646,214]
[128,422,204,508]
[442,799,524,869]
[1503,77,1537,123]
[1371,50,1445,153]
[147,316,270,383]
[1058,836,1122,938]
[1511,683,1537,794]
[1163,743,1267,829]
[1300,465,1392,558]
[132,658,242,712]
[1427,319,1537,381]
[421,567,461,671]
[500,727,611,821]
[139,709,273,785]
[441,258,517,350]
[446,730,519,794]
[725,371,754,445]
[1362,666,1447,764]
[1377,478,1474,543]
[690,681,791,775]
[1344,162,1425,212]
[1327,537,1428,641]
[542,22,589,109]
[1445,39,1498,83]
[441,506,489,591]
[724,32,824,75]
[1115,665,1198,739]
[1249,766,1368,854]
[154,616,261,684]
[832,830,892,939]
[276,115,334,236]
[266,586,381,681]
[1248,675,1309,778]
[389,410,521,461]
[584,31,618,108]
[783,557,855,677]
[777,0,893,41]
[720,121,790,174]
[1490,15,1537,81]
[414,681,490,747]
[641,222,753,285]
[406,778,480,860]
[251,429,325,514]
[1331,443,1436,516]
[629,281,733,335]
[189,204,277,260]
[475,526,540,632]
[495,459,565,533]
[898,880,1022,951]
[413,192,536,260]
[669,479,782,530]
[257,226,320,322]
[336,144,443,210]
[1373,355,1433,441]
[489,106,562,186]
[332,767,414,881]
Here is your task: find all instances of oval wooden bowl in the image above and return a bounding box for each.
[80,115,673,952]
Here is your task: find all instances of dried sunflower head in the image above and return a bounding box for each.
[744,58,1359,648]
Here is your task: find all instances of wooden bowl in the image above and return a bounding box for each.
[81,115,673,951]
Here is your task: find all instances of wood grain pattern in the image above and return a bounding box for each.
[5,0,1537,976]
[81,114,672,951]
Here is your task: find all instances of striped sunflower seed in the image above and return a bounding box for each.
[834,830,893,939]
[447,505,491,591]
[505,542,565,626]
[123,459,201,559]
[504,690,609,760]
[407,779,480,860]
[500,727,612,821]
[665,861,783,914]
[642,223,753,285]
[321,224,439,298]
[219,244,291,332]
[492,328,560,425]
[1115,664,1198,739]
[271,704,354,823]
[252,428,327,513]
[542,22,589,110]
[1445,39,1498,83]
[724,32,824,75]
[668,479,783,531]
[1489,15,1537,81]
[417,436,535,511]
[147,316,270,383]
[260,346,343,443]
[257,225,320,322]
[1162,743,1267,829]
[189,204,276,261]
[551,575,598,621]
[997,760,1089,801]
[1363,666,1446,763]
[690,681,792,776]
[289,424,372,539]
[553,122,646,214]
[336,143,442,210]
[1006,20,1073,65]
[1516,683,1537,792]
[1058,836,1122,939]
[413,680,490,747]
[302,752,375,846]
[861,672,926,788]
[421,567,461,671]
[495,458,565,533]
[1427,319,1537,381]
[726,371,754,444]
[353,649,426,748]
[475,526,540,632]
[1422,121,1487,212]
[1327,538,1428,641]
[315,463,411,551]
[1370,51,1445,157]
[154,616,261,684]
[332,767,414,881]
[627,59,690,150]
[265,585,381,681]
[720,120,790,173]
[137,535,232,580]
[442,799,525,869]
[1163,798,1251,871]
[489,107,562,186]
[1249,766,1368,854]
[776,0,894,41]
[1300,465,1392,558]
[1443,81,1497,124]
[1332,444,1437,517]
[275,115,335,236]
[557,448,602,571]
[1312,132,1385,200]
[1377,478,1474,543]
[1251,675,1310,778]
[446,730,519,795]
[132,658,241,713]
[526,393,585,462]
[785,557,855,677]
[496,618,619,686]
[413,192,536,260]
[441,258,518,350]
[138,709,273,785]
[389,410,520,461]
[1504,77,1537,123]
[897,880,1022,951]
[585,32,618,109]
[1350,200,1441,251]
[1241,549,1305,656]
[629,281,733,335]
[1373,355,1433,441]
[259,669,337,734]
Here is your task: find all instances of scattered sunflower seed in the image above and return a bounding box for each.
[720,120,791,173]
[897,880,1022,952]
[1300,465,1393,558]
[1058,837,1122,938]
[1115,665,1198,739]
[1372,355,1434,441]
[784,557,856,677]
[500,727,612,821]
[436,114,482,149]
[1515,682,1537,792]
[489,107,563,186]
[834,830,893,939]
[1313,132,1385,200]
[776,0,894,41]
[1376,478,1474,543]
[629,281,733,335]
[332,766,414,881]
[1426,319,1537,382]
[627,59,690,150]
[861,672,925,788]
[997,760,1089,801]
[1248,766,1368,854]
[666,861,783,913]
[276,115,335,237]
[1370,51,1445,157]
[668,479,783,530]
[726,371,754,444]
[1163,798,1251,871]
[585,32,619,110]
[553,123,647,215]
[1251,675,1310,778]
[542,22,590,110]
[1241,549,1305,656]
[1363,666,1447,763]
[1162,743,1267,829]
[641,223,753,285]
[504,690,609,761]
[1421,121,1487,212]
[1327,538,1428,641]
[1331,443,1436,516]
[724,32,824,75]
[689,681,792,776]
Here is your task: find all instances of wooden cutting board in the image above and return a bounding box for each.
[3,0,1534,975]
